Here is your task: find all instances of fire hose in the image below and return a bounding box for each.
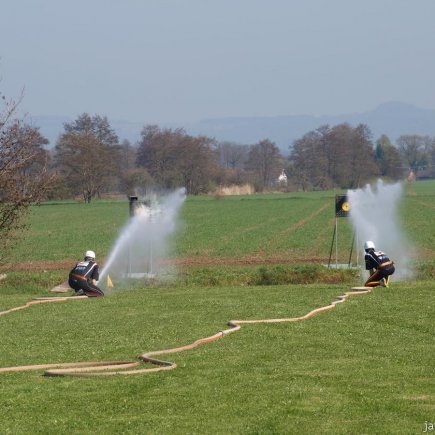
[0,287,372,377]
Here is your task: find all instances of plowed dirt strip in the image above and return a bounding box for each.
[0,255,331,272]
[0,287,372,377]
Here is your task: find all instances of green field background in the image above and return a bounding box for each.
[9,179,435,264]
[1,180,434,434]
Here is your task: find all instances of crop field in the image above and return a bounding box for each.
[8,180,435,268]
[0,180,434,434]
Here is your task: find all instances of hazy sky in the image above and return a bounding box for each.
[1,0,435,124]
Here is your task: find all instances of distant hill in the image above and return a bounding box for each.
[187,102,435,152]
[31,101,435,152]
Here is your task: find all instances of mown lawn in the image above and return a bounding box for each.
[1,180,434,434]
[0,279,434,434]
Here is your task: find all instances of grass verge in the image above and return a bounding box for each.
[1,276,434,434]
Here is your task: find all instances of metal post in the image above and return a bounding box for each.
[328,218,337,268]
[127,196,138,276]
[335,218,338,268]
[356,231,360,269]
[348,230,356,267]
[129,196,138,217]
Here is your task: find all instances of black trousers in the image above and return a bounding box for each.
[68,276,104,297]
[365,262,395,287]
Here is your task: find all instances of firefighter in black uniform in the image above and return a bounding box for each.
[69,250,104,297]
[364,241,395,288]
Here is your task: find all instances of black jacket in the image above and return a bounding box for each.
[69,260,99,281]
[365,249,390,271]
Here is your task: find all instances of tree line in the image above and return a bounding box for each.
[49,114,286,200]
[4,108,435,206]
[2,96,435,257]
[49,113,435,197]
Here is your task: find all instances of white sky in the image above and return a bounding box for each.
[1,0,435,123]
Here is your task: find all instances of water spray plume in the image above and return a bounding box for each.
[99,188,186,291]
[347,179,414,281]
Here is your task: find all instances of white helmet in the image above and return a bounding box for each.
[85,250,96,259]
[364,241,375,251]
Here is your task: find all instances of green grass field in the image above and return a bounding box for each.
[9,180,435,265]
[1,180,434,434]
[8,190,354,263]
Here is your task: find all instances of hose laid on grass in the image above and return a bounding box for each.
[0,296,88,317]
[0,287,372,377]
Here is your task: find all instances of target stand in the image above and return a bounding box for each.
[124,196,157,279]
[327,195,359,269]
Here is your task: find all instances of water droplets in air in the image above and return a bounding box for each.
[348,179,414,280]
[99,188,186,291]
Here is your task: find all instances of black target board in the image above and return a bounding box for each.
[335,195,350,218]
[129,196,139,217]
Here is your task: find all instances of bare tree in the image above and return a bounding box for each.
[177,134,218,195]
[54,114,121,202]
[117,139,140,195]
[136,125,181,188]
[246,139,283,191]
[429,139,435,178]
[215,141,250,169]
[375,134,403,179]
[347,124,378,188]
[397,135,432,177]
[0,92,55,259]
[136,125,218,194]
[290,126,331,190]
[289,123,377,190]
[63,113,119,146]
[55,132,120,202]
[123,168,154,196]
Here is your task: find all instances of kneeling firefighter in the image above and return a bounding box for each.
[69,250,104,297]
[364,241,395,288]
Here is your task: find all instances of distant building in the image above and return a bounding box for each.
[406,170,416,182]
[278,170,288,185]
